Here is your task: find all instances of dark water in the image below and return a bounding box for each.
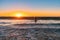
[0,25,60,40]
[0,19,60,40]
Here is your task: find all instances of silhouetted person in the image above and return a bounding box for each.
[34,17,37,23]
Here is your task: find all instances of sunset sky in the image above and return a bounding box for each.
[0,0,60,17]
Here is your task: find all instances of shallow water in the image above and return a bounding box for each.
[0,19,60,40]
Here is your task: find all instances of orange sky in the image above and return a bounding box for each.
[0,10,60,17]
[0,0,60,17]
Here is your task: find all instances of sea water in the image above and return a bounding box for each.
[0,19,60,40]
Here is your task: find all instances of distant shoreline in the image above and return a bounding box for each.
[0,17,60,20]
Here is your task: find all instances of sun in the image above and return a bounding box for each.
[15,13,23,17]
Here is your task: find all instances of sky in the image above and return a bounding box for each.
[0,0,60,17]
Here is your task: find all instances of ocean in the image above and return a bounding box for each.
[0,19,60,40]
